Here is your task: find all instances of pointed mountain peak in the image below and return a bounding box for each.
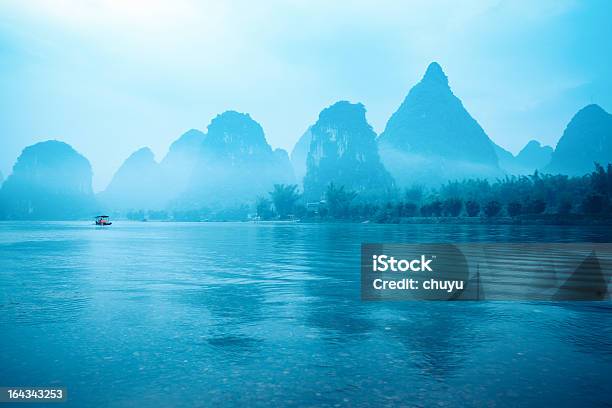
[379,61,499,185]
[422,62,448,86]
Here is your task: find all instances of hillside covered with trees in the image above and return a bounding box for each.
[253,163,612,224]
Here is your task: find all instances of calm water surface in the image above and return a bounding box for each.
[0,222,611,407]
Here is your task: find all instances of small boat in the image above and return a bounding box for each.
[95,215,112,226]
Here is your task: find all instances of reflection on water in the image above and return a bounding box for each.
[0,221,611,407]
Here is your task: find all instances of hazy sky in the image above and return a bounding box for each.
[1,0,611,191]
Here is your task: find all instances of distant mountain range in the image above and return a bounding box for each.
[493,140,553,175]
[302,101,393,201]
[378,62,501,185]
[160,129,206,200]
[184,110,294,207]
[98,129,206,211]
[98,147,164,210]
[98,111,294,212]
[0,141,96,219]
[0,62,610,219]
[546,104,612,175]
[290,127,313,187]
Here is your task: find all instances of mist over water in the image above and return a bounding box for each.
[1,3,611,407]
[1,63,611,220]
[1,222,611,407]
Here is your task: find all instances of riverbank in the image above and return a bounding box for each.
[3,214,612,226]
[297,214,612,226]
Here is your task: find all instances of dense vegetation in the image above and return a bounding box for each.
[91,163,612,223]
[253,163,612,223]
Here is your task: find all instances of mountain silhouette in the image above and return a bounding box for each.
[378,62,500,186]
[515,140,553,171]
[98,147,164,210]
[183,111,294,206]
[546,104,612,175]
[0,140,95,219]
[492,139,553,175]
[303,101,393,201]
[290,127,313,187]
[160,129,206,200]
[491,142,519,173]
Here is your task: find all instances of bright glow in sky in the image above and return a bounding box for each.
[1,0,611,190]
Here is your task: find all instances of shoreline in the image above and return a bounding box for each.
[3,215,612,226]
[368,215,612,226]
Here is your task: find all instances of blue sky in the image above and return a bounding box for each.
[1,0,611,191]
